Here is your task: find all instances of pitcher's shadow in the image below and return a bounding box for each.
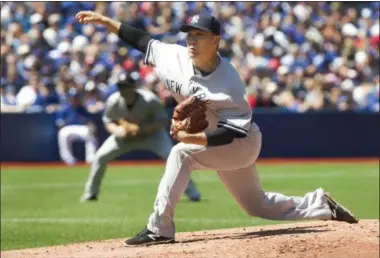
[177,224,330,244]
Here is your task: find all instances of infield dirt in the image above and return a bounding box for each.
[2,219,378,258]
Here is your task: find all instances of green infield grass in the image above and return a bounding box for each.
[1,162,378,250]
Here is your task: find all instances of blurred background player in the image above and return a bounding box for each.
[81,71,201,202]
[56,88,98,165]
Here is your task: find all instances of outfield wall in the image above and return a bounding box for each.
[1,110,379,161]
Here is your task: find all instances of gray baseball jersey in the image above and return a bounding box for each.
[102,89,168,129]
[144,39,332,238]
[82,88,200,200]
[144,40,252,136]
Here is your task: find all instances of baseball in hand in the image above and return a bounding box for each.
[115,126,127,138]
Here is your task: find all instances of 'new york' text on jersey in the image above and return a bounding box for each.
[144,40,252,137]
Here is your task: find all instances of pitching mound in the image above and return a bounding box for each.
[3,220,379,258]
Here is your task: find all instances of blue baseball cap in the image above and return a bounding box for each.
[180,14,221,35]
[116,71,139,89]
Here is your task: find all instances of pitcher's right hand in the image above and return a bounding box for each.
[76,11,106,25]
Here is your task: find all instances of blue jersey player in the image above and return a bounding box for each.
[56,88,98,165]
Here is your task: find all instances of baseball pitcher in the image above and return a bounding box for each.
[81,72,201,202]
[56,88,97,165]
[76,11,358,246]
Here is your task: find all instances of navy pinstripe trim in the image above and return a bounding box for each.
[143,39,154,65]
[217,121,248,136]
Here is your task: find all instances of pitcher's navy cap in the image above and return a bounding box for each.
[180,14,221,35]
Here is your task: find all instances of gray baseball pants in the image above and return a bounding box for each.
[147,122,332,238]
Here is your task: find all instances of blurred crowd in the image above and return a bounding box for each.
[1,2,379,114]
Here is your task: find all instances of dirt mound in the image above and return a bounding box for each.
[2,220,379,258]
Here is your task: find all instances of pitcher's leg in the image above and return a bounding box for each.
[82,136,127,200]
[146,138,261,238]
[147,143,197,238]
[217,164,332,221]
[149,131,201,202]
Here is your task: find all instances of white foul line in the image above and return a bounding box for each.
[0,217,259,225]
[1,170,377,191]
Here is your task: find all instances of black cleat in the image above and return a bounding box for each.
[124,227,175,246]
[324,193,358,224]
[185,179,201,202]
[189,195,201,202]
[80,195,98,202]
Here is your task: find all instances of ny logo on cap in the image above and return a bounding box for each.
[191,15,199,24]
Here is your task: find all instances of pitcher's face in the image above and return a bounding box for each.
[186,29,218,59]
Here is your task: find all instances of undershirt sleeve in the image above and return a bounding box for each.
[118,23,152,53]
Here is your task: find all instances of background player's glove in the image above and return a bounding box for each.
[114,126,127,138]
[170,96,209,139]
[118,119,140,137]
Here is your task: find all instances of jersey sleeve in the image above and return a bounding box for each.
[214,67,252,137]
[102,98,117,124]
[217,108,252,137]
[143,39,185,68]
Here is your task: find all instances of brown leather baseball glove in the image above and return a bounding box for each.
[170,96,209,137]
